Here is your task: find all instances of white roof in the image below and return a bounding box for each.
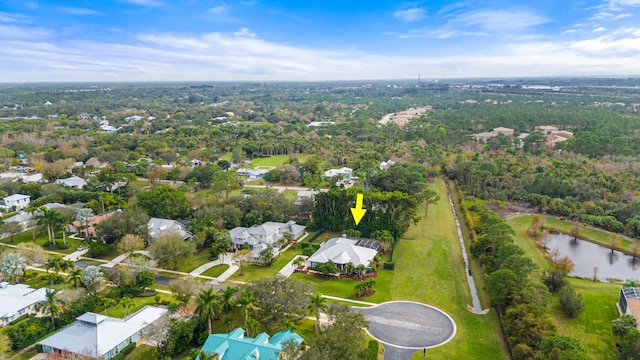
[323,167,353,177]
[19,173,43,183]
[4,211,33,223]
[0,283,49,320]
[307,237,378,267]
[148,218,192,240]
[4,194,30,202]
[39,306,167,357]
[55,176,87,188]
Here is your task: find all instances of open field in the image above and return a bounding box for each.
[176,249,214,273]
[508,215,619,360]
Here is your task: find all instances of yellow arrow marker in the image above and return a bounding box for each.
[350,193,367,226]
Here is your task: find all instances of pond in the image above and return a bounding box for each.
[546,233,640,282]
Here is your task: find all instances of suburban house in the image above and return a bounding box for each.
[618,287,640,328]
[147,218,193,240]
[535,125,559,134]
[67,210,117,237]
[230,221,305,251]
[323,167,353,180]
[85,157,105,168]
[472,127,515,142]
[16,172,43,183]
[55,176,88,189]
[379,159,396,170]
[295,190,319,205]
[3,211,34,228]
[307,236,380,270]
[0,282,50,327]
[0,193,31,211]
[493,127,515,136]
[77,112,91,120]
[39,306,167,359]
[236,168,271,179]
[196,327,303,360]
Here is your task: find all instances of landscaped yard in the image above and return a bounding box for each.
[1,230,85,255]
[103,293,174,318]
[125,344,158,360]
[308,231,342,244]
[230,243,302,282]
[508,214,619,360]
[176,249,215,273]
[201,264,229,277]
[8,350,38,360]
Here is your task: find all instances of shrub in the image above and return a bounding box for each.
[383,262,395,270]
[558,286,585,318]
[312,243,321,250]
[367,340,379,360]
[301,242,311,249]
[541,268,568,293]
[112,342,137,360]
[304,230,322,243]
[9,314,29,325]
[302,247,315,256]
[314,261,340,275]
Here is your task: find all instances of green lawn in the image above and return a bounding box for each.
[176,250,215,273]
[281,189,297,202]
[309,231,342,244]
[1,230,84,254]
[125,344,158,360]
[230,243,301,282]
[103,293,174,318]
[9,350,38,360]
[508,215,619,360]
[250,155,291,167]
[201,264,230,277]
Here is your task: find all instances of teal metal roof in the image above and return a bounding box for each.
[196,328,303,360]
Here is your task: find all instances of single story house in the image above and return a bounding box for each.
[236,168,270,179]
[67,210,117,237]
[619,287,640,329]
[323,167,353,180]
[230,221,305,250]
[0,282,50,327]
[307,236,380,270]
[55,176,88,189]
[379,159,396,170]
[0,194,30,211]
[3,211,34,228]
[147,218,193,240]
[16,172,43,183]
[535,125,559,134]
[39,306,167,359]
[295,190,318,205]
[85,157,105,168]
[196,327,303,360]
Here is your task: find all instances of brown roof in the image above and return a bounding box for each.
[626,298,640,329]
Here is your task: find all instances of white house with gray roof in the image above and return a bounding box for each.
[307,236,380,270]
[0,282,50,327]
[39,306,167,359]
[230,221,305,251]
[147,218,193,240]
[55,176,88,189]
[0,194,30,212]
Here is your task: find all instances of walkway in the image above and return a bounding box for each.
[102,250,152,268]
[278,255,307,278]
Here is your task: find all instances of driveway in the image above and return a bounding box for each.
[353,301,456,359]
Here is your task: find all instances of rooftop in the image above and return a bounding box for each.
[0,283,49,321]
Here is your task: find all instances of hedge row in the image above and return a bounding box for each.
[112,342,137,360]
[367,340,379,360]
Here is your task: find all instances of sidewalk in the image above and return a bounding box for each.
[102,250,152,268]
[189,252,233,276]
[278,255,307,278]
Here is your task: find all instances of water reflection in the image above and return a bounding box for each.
[546,233,640,282]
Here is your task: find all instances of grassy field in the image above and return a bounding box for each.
[9,350,38,360]
[201,264,229,277]
[230,243,302,282]
[250,155,291,167]
[308,231,342,244]
[508,215,619,360]
[103,293,174,318]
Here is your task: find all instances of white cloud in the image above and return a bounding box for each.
[453,9,549,32]
[208,6,226,14]
[121,0,163,7]
[57,7,104,16]
[393,8,426,22]
[0,12,30,24]
[593,26,606,32]
[233,28,255,37]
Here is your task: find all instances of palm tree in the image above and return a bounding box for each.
[243,317,261,337]
[119,297,135,316]
[39,289,64,327]
[237,290,257,322]
[196,350,219,360]
[219,286,237,316]
[36,207,61,245]
[56,214,72,247]
[195,288,222,334]
[292,256,305,270]
[308,292,328,336]
[68,268,83,288]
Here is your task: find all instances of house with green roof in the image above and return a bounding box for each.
[196,327,303,360]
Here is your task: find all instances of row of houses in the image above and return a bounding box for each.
[472,125,574,147]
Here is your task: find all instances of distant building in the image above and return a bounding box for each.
[85,157,105,168]
[535,125,559,134]
[55,176,88,189]
[236,168,271,179]
[147,218,193,240]
[0,194,30,211]
[379,159,396,170]
[0,282,50,327]
[295,190,318,205]
[323,167,353,180]
[67,210,117,237]
[230,221,305,251]
[39,306,167,359]
[492,127,515,136]
[77,112,91,120]
[196,327,303,360]
[124,115,144,122]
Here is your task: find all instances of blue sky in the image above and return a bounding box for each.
[1,0,640,82]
